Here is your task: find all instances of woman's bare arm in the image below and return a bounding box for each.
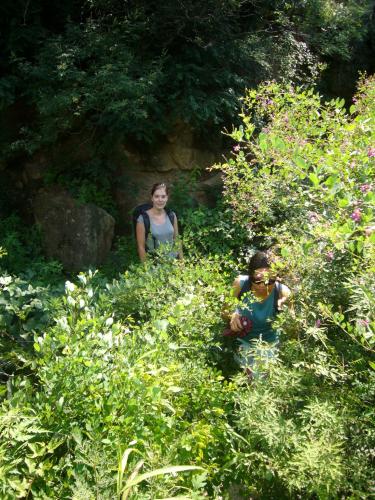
[136,220,147,262]
[278,284,291,310]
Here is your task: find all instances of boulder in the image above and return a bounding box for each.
[33,187,115,271]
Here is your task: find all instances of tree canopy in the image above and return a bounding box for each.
[1,0,374,157]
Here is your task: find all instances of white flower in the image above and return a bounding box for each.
[65,281,76,293]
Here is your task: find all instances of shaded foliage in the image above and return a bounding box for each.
[0,0,374,159]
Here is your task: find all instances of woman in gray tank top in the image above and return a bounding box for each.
[136,183,182,262]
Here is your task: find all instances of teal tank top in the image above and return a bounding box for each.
[237,276,278,344]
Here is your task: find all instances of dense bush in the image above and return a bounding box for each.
[0,75,374,498]
[0,262,238,498]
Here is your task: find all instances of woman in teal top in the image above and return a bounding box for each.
[228,251,291,377]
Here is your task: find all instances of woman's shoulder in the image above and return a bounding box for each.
[239,274,250,285]
[233,274,249,287]
[277,282,291,296]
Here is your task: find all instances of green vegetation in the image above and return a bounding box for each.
[0,75,374,498]
[1,0,374,160]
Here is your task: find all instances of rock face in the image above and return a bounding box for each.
[33,187,115,271]
[113,121,222,226]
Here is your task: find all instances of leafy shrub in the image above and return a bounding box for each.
[0,215,64,282]
[0,262,237,498]
[217,75,375,497]
[181,202,251,260]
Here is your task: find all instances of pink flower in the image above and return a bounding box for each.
[308,211,319,224]
[360,183,371,193]
[351,208,362,222]
[368,147,375,158]
[315,319,321,328]
[233,144,240,152]
[326,251,334,261]
[359,319,369,327]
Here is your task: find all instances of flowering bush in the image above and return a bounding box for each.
[217,76,375,496]
[219,75,374,352]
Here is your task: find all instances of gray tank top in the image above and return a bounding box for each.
[137,212,177,257]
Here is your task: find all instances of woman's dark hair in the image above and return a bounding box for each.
[248,251,272,276]
[151,183,169,195]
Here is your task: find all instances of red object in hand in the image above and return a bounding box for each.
[222,316,252,338]
[240,316,252,334]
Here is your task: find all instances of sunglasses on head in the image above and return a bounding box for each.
[253,278,276,285]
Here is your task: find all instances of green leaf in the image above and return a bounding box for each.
[309,173,320,187]
[294,156,307,170]
[71,426,82,446]
[154,319,169,332]
[337,197,349,208]
[258,132,269,152]
[121,466,204,494]
[167,386,183,393]
[273,136,286,151]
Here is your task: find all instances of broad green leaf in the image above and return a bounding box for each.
[309,173,320,187]
[337,198,349,208]
[294,156,308,171]
[121,466,204,493]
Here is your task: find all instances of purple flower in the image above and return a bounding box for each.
[233,144,240,152]
[359,319,369,327]
[368,147,375,158]
[360,183,371,193]
[326,251,334,262]
[308,211,319,224]
[315,319,321,328]
[351,208,362,223]
[265,99,274,105]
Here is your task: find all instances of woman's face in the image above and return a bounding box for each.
[151,187,168,209]
[252,267,276,291]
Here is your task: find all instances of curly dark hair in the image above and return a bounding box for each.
[248,251,273,277]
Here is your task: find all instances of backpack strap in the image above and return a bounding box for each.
[141,211,151,242]
[165,208,175,227]
[238,276,251,300]
[273,281,281,315]
[133,202,152,237]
